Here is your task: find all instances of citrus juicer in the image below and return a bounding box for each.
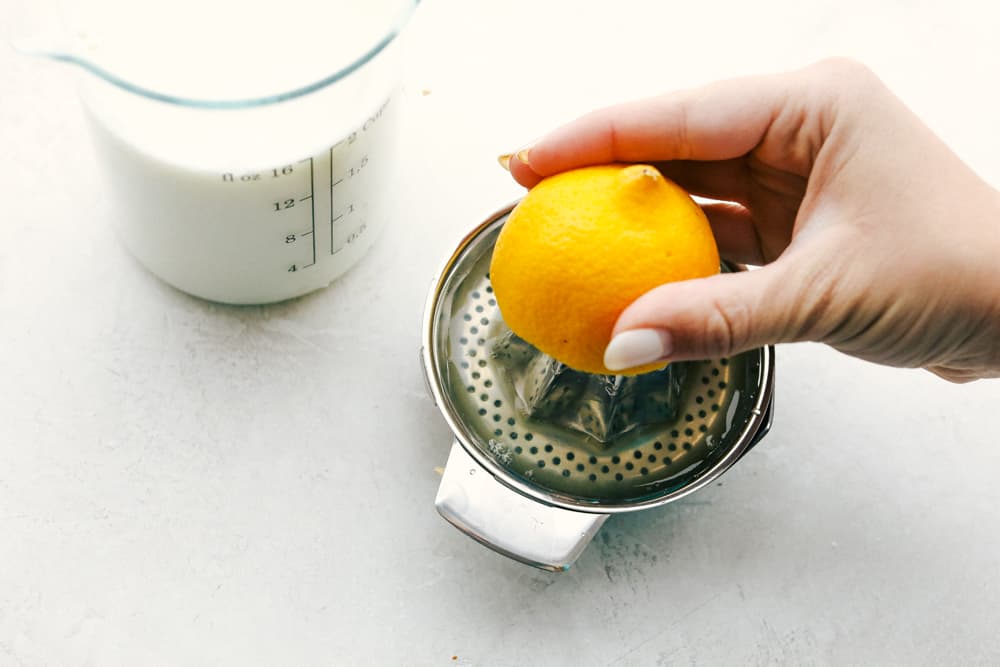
[421,203,776,571]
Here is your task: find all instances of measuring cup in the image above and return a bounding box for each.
[18,0,419,304]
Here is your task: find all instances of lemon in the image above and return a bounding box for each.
[490,164,719,375]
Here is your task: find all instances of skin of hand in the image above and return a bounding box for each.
[507,58,1000,383]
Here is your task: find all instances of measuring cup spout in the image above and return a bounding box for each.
[12,34,112,97]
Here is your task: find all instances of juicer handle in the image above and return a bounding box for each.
[435,441,608,572]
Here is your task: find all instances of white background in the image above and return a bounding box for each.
[2,0,1000,664]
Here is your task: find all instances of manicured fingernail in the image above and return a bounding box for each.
[497,153,513,170]
[604,329,672,371]
[516,148,532,167]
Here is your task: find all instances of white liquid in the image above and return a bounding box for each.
[88,94,399,304]
[62,0,412,101]
[71,0,409,304]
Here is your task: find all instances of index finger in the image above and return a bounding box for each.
[509,73,787,188]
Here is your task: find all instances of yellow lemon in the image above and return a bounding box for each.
[490,164,719,375]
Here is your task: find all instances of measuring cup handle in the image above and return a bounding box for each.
[435,441,608,572]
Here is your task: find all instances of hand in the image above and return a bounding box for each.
[507,59,1000,383]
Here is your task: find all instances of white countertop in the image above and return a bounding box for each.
[2,1,1000,664]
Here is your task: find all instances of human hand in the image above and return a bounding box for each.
[506,59,1000,382]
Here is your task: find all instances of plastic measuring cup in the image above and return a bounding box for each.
[19,0,419,304]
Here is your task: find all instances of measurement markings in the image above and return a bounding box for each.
[330,140,350,255]
[329,146,347,255]
[330,215,344,253]
[300,157,316,267]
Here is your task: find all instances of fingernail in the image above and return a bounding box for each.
[604,329,672,371]
[497,153,513,170]
[516,148,532,167]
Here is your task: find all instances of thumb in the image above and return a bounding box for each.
[603,265,801,370]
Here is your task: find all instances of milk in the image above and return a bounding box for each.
[66,0,411,303]
[64,0,410,102]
